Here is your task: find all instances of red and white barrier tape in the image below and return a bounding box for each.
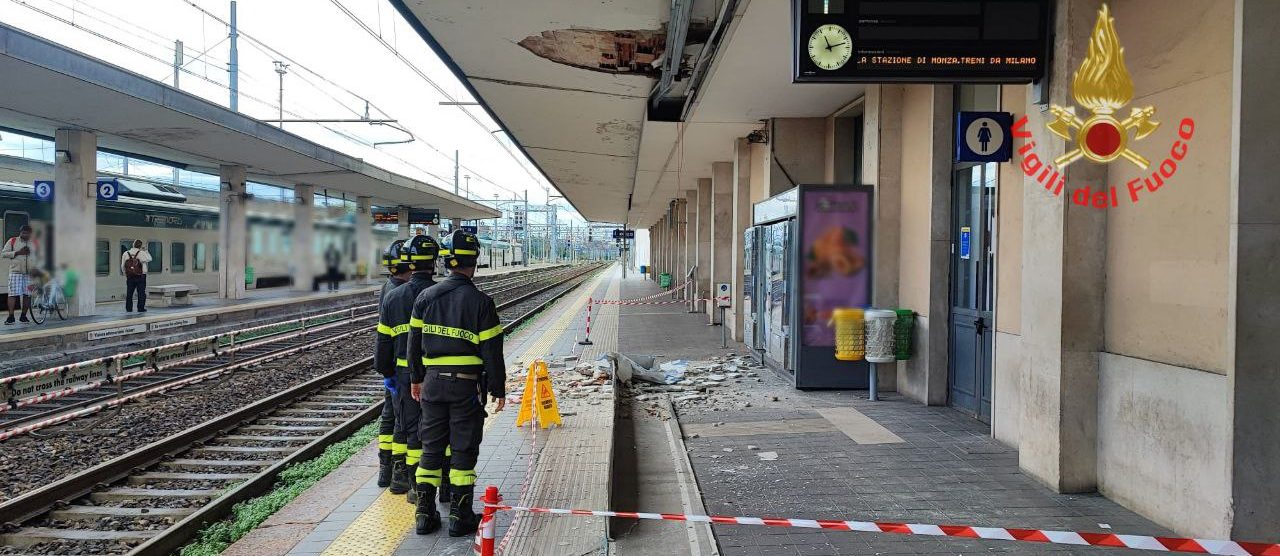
[595,298,711,306]
[482,503,1280,555]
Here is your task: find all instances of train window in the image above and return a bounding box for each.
[147,241,163,273]
[213,243,219,271]
[3,211,30,242]
[95,240,110,276]
[171,242,185,273]
[119,239,134,258]
[193,243,207,272]
[251,229,263,256]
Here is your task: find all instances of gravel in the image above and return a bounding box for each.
[0,333,373,502]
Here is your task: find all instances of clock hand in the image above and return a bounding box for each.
[829,42,847,48]
[824,36,833,50]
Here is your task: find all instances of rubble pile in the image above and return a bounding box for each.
[614,354,767,414]
[504,354,616,413]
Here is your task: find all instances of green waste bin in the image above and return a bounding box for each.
[894,309,915,360]
[245,266,255,287]
[659,272,672,288]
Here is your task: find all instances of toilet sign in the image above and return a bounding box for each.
[956,111,1013,163]
[33,180,53,202]
[716,283,731,307]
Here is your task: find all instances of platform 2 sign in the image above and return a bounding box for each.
[792,0,1051,83]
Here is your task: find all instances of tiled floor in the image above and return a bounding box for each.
[618,277,1172,556]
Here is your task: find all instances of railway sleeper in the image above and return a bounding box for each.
[217,434,317,445]
[0,526,155,548]
[46,505,193,522]
[190,445,297,456]
[258,416,351,425]
[238,424,333,433]
[89,488,219,503]
[126,472,256,485]
[158,458,271,472]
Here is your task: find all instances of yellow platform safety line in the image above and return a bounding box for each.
[320,268,611,556]
[514,360,562,429]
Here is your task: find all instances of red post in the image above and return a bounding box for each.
[578,298,594,345]
[480,485,500,556]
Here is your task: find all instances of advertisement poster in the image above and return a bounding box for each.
[801,188,872,347]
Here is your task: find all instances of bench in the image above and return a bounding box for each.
[147,284,199,307]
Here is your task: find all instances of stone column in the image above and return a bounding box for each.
[292,184,315,291]
[1017,0,1105,493]
[356,196,373,284]
[863,85,904,392]
[53,129,97,316]
[729,138,753,340]
[683,190,698,300]
[696,178,713,314]
[1229,0,1280,538]
[218,165,248,299]
[710,162,733,324]
[397,207,410,238]
[749,140,771,203]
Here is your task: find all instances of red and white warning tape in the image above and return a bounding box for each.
[481,503,1280,556]
[595,298,711,306]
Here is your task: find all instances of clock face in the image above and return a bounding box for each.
[807,24,853,71]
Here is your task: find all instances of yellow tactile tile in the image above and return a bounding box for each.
[319,490,416,556]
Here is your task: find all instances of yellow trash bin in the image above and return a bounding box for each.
[832,308,866,361]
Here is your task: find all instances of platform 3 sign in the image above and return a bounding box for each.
[792,0,1051,83]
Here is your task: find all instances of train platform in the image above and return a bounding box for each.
[224,265,622,556]
[217,270,1176,556]
[0,263,558,375]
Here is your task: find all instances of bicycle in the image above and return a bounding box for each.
[26,276,68,324]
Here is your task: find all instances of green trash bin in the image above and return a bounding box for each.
[894,309,915,360]
[245,266,255,287]
[659,272,672,288]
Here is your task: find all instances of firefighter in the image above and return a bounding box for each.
[375,234,440,503]
[408,229,506,536]
[374,239,409,488]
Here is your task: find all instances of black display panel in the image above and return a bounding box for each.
[793,0,1051,83]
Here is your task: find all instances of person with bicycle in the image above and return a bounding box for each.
[2,225,39,325]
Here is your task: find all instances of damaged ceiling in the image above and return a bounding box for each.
[392,0,863,227]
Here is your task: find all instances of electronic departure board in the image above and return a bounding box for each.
[372,208,441,226]
[793,0,1051,83]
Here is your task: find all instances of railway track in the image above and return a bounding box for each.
[0,263,606,556]
[0,264,595,442]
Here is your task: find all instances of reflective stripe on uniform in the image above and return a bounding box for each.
[452,248,478,256]
[377,323,411,337]
[409,317,424,329]
[391,443,407,456]
[406,448,423,466]
[421,323,479,344]
[396,358,408,367]
[477,324,503,342]
[422,355,484,366]
[410,255,434,261]
[377,434,393,451]
[449,468,477,487]
[415,466,442,487]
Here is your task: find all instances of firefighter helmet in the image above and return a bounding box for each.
[400,234,440,272]
[441,229,480,269]
[383,239,409,274]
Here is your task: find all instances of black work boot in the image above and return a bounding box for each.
[388,456,411,495]
[377,450,393,488]
[447,485,480,537]
[414,484,442,535]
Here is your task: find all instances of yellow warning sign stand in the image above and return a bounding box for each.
[515,360,562,429]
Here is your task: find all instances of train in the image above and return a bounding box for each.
[0,178,521,302]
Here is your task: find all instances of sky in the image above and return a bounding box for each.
[0,0,585,223]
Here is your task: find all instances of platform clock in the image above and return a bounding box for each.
[807,24,852,71]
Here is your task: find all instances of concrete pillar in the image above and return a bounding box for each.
[356,196,373,283]
[863,85,904,393]
[1229,0,1280,538]
[292,184,314,291]
[709,162,733,324]
[682,191,697,297]
[218,165,248,299]
[53,129,97,317]
[397,207,409,238]
[770,118,828,188]
[749,140,772,203]
[1017,0,1105,494]
[728,138,753,340]
[674,198,688,290]
[695,179,712,312]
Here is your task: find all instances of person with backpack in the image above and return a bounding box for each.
[120,240,152,313]
[2,225,39,324]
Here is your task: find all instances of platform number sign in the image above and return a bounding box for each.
[461,225,478,234]
[612,229,635,239]
[96,179,120,201]
[33,180,54,202]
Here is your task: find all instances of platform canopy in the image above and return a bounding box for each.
[390,0,862,227]
[0,24,499,220]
